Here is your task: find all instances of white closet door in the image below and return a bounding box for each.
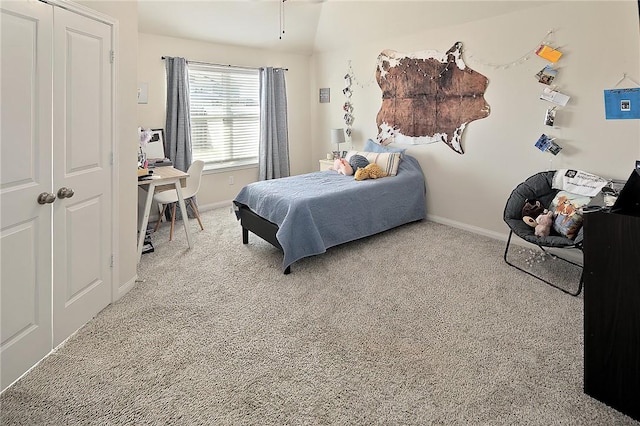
[0,1,54,390]
[52,7,113,346]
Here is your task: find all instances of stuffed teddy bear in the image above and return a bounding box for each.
[522,199,545,221]
[354,163,387,181]
[522,199,547,228]
[533,211,553,237]
[332,158,353,176]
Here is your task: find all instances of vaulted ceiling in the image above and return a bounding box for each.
[137,1,551,55]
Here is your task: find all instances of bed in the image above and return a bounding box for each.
[233,153,427,273]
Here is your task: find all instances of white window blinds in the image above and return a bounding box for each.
[188,63,260,169]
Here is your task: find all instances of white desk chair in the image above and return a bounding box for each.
[153,160,205,240]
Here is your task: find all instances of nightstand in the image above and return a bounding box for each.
[319,159,334,171]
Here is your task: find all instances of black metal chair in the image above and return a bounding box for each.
[503,171,584,296]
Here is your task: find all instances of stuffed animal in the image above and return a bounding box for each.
[349,154,369,172]
[522,199,545,220]
[332,158,353,176]
[534,211,553,237]
[522,199,547,228]
[354,163,387,181]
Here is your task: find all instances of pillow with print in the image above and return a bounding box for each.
[549,190,592,239]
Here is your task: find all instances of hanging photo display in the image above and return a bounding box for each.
[343,73,354,137]
[374,42,490,154]
[533,40,566,155]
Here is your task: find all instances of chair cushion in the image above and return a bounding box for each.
[503,171,583,247]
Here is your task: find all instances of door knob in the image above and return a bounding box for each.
[37,192,56,204]
[57,187,75,199]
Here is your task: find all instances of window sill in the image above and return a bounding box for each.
[203,163,258,174]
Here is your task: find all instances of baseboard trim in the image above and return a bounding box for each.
[427,214,508,242]
[199,200,234,213]
[114,274,137,302]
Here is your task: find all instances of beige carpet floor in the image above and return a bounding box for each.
[1,207,637,425]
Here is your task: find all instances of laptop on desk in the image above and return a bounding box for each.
[142,136,172,166]
[149,158,173,167]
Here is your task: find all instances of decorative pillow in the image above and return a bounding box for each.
[364,138,407,156]
[549,190,592,239]
[345,150,401,176]
[348,154,369,172]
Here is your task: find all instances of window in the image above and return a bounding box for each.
[188,63,260,170]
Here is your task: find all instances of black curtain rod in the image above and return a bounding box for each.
[161,56,288,71]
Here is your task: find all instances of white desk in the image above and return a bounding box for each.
[137,167,192,263]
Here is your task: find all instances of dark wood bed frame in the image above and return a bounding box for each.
[234,201,291,274]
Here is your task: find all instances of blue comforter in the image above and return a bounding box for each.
[234,155,426,271]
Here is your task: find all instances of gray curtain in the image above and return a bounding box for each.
[165,57,192,172]
[164,57,194,220]
[259,67,290,180]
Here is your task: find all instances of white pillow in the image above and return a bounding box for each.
[345,150,401,176]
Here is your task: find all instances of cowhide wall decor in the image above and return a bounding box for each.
[375,42,490,154]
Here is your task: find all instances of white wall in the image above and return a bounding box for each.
[311,1,640,239]
[137,33,312,209]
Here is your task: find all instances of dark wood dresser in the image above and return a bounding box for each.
[583,210,640,421]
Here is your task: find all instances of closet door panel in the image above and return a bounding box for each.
[52,7,112,346]
[65,26,102,172]
[0,1,53,391]
[65,197,103,299]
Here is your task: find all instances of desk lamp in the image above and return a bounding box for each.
[331,128,345,158]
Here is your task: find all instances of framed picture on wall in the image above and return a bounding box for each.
[144,128,166,159]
